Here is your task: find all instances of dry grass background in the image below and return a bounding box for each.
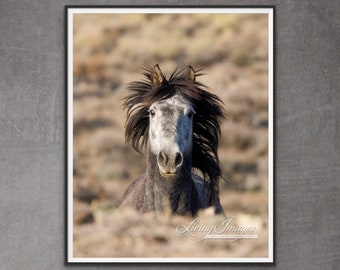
[72,13,269,259]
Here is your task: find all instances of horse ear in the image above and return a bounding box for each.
[151,64,165,88]
[186,66,196,81]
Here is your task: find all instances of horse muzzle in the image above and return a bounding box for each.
[157,151,183,177]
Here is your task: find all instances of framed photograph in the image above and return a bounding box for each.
[66,6,274,263]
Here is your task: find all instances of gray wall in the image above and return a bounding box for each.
[0,0,339,269]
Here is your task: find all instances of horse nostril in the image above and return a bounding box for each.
[157,151,168,167]
[174,152,183,168]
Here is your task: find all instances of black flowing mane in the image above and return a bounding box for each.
[123,65,225,204]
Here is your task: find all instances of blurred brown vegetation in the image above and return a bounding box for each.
[72,13,269,259]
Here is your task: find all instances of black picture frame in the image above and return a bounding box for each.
[65,5,275,264]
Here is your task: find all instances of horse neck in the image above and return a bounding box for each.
[145,147,197,215]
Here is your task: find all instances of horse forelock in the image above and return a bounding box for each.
[123,65,225,203]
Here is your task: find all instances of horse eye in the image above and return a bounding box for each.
[187,111,194,118]
[149,109,156,117]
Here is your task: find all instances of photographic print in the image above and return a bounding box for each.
[66,6,274,263]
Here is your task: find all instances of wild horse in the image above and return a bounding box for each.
[120,64,225,216]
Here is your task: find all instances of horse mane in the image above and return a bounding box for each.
[123,65,225,204]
